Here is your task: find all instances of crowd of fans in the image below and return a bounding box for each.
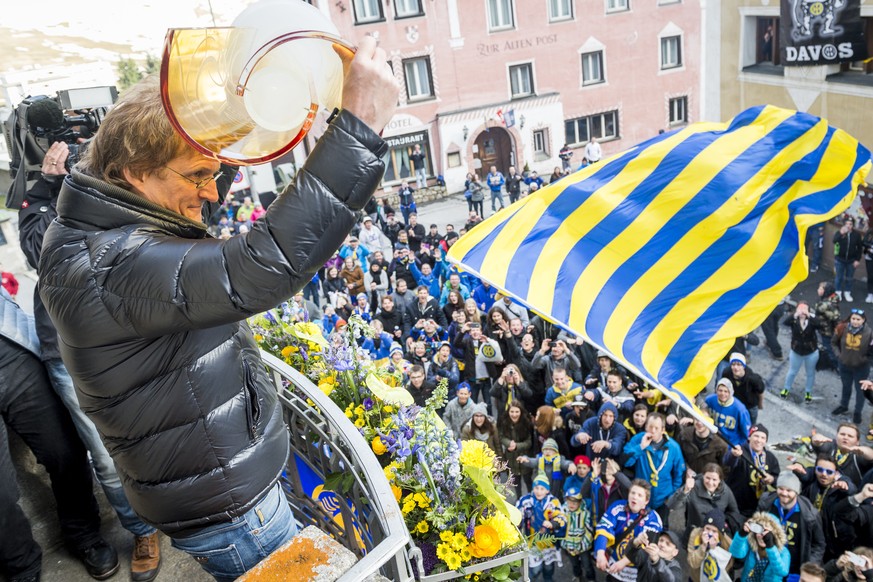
[209,188,873,582]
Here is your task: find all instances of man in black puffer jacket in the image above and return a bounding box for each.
[38,38,399,581]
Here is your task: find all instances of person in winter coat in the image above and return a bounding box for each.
[729,512,791,582]
[580,457,629,525]
[628,530,683,582]
[815,280,843,371]
[517,437,576,498]
[561,485,595,582]
[573,401,628,461]
[720,351,766,425]
[498,400,533,497]
[36,50,399,581]
[833,216,864,301]
[823,547,873,582]
[623,413,686,524]
[492,363,533,415]
[460,402,501,455]
[517,474,566,582]
[675,416,729,475]
[782,300,822,402]
[666,463,743,544]
[787,453,857,562]
[593,479,664,582]
[426,342,460,397]
[757,470,827,576]
[724,423,780,517]
[442,382,476,439]
[686,508,734,582]
[833,309,873,424]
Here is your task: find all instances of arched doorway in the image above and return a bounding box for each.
[473,127,514,178]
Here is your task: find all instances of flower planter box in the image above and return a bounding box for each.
[407,544,530,582]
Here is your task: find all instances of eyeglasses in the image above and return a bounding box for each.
[815,466,836,476]
[164,166,223,189]
[851,308,866,316]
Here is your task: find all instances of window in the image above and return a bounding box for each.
[581,51,604,85]
[533,129,551,160]
[403,57,434,101]
[353,0,384,23]
[660,36,682,69]
[487,0,514,31]
[549,0,573,21]
[606,0,628,12]
[565,111,619,145]
[382,132,430,184]
[669,96,687,125]
[447,152,462,168]
[509,63,534,98]
[394,0,423,18]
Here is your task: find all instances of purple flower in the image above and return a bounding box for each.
[466,514,476,539]
[363,397,374,411]
[264,310,277,324]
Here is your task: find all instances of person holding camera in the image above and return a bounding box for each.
[824,548,873,582]
[492,363,532,415]
[686,508,734,582]
[782,300,822,403]
[729,512,791,582]
[37,35,400,581]
[532,337,583,386]
[756,471,826,576]
[19,139,162,581]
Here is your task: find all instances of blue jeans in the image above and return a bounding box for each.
[784,350,819,395]
[171,484,298,581]
[835,259,856,294]
[839,363,870,419]
[490,190,505,212]
[44,358,155,537]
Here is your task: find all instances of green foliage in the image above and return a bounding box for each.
[116,54,160,91]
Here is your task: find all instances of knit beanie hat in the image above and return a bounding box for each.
[703,508,727,531]
[749,423,769,440]
[729,352,746,367]
[533,473,550,489]
[541,438,559,454]
[776,470,802,495]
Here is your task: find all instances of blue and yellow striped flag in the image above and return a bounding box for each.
[448,105,871,425]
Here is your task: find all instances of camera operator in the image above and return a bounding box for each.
[18,141,163,581]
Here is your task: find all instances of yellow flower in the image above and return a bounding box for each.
[354,418,365,428]
[459,440,497,471]
[436,543,452,561]
[253,334,264,342]
[439,530,454,543]
[415,520,429,534]
[459,546,471,562]
[355,405,365,416]
[391,484,402,501]
[381,417,394,429]
[318,382,334,396]
[413,492,430,509]
[344,409,353,419]
[444,551,462,571]
[382,405,394,414]
[371,436,387,455]
[281,345,297,358]
[468,525,501,558]
[480,513,521,546]
[451,533,468,552]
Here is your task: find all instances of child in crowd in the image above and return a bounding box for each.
[561,485,594,582]
[686,508,734,582]
[518,474,566,582]
[517,438,577,499]
[563,455,592,498]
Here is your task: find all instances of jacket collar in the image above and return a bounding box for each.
[57,170,208,239]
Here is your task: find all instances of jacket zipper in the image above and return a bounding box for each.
[243,360,261,439]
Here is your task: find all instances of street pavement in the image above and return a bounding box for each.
[4,192,864,581]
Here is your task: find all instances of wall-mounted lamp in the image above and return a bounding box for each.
[520,114,526,130]
[463,125,469,140]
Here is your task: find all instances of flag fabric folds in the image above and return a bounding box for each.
[447,105,871,424]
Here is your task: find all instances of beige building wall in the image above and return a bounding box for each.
[715,0,873,149]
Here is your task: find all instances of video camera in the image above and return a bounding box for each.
[3,86,117,209]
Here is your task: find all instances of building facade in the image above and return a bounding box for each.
[315,0,701,194]
[706,0,873,148]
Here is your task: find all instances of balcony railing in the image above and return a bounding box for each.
[261,351,414,582]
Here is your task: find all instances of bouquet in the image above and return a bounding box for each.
[249,309,527,580]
